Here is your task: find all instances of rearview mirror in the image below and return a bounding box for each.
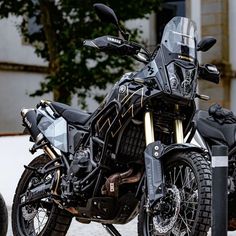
[93,3,129,40]
[93,3,119,27]
[197,37,217,52]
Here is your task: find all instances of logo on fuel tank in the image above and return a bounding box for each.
[119,85,127,94]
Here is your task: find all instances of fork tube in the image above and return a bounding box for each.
[144,111,155,145]
[174,104,184,143]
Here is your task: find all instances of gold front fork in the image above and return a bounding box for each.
[174,104,184,144]
[144,105,184,145]
[144,111,155,145]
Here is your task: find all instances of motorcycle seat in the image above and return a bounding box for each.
[194,110,236,148]
[50,102,91,125]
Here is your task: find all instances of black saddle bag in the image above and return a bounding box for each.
[208,103,236,124]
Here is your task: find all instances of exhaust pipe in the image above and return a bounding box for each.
[22,109,61,195]
[101,168,142,197]
[21,109,43,143]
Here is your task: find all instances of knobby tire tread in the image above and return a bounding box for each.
[188,152,211,236]
[138,151,211,236]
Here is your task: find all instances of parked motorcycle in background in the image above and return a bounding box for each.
[0,193,8,236]
[192,102,236,230]
[11,3,220,236]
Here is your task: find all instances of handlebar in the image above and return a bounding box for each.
[83,35,150,63]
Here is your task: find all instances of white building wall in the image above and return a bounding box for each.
[0,71,52,132]
[190,0,201,61]
[190,0,201,108]
[126,16,155,48]
[0,16,50,132]
[0,17,46,66]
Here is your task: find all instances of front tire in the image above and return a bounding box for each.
[138,151,211,236]
[12,155,72,236]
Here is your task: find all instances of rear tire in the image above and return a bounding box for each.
[12,155,72,236]
[138,151,211,236]
[0,193,8,236]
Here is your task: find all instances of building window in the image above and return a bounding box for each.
[156,0,185,44]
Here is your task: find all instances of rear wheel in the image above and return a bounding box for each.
[138,151,211,236]
[12,155,72,236]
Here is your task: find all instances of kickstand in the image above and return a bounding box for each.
[102,224,122,236]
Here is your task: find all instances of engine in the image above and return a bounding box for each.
[61,148,93,203]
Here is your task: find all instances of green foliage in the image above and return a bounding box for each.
[0,0,160,105]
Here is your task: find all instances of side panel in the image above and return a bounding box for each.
[37,107,68,152]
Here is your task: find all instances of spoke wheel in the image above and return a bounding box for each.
[12,155,72,236]
[138,151,211,236]
[20,198,51,235]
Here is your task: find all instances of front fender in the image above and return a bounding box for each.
[144,142,206,205]
[161,143,206,159]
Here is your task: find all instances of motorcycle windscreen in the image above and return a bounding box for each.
[161,17,198,98]
[161,16,197,61]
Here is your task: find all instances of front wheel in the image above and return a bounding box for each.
[138,151,211,236]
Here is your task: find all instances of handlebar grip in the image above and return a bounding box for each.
[83,36,141,56]
[120,43,140,55]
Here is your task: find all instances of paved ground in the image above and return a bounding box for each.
[6,206,236,236]
[6,207,137,236]
[67,219,137,236]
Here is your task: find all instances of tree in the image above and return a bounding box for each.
[0,0,159,105]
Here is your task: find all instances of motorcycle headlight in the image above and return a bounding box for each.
[169,74,179,90]
[167,62,196,97]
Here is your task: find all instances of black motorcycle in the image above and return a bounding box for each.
[12,4,219,236]
[193,103,236,230]
[0,193,8,236]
